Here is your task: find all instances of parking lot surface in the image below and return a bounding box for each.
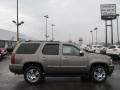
[0,56,120,90]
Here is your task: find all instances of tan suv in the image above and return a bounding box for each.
[9,41,114,84]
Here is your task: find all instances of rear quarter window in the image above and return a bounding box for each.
[16,43,40,54]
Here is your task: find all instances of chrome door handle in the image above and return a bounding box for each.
[63,57,68,60]
[42,57,47,61]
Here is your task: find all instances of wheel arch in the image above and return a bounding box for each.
[89,63,109,74]
[23,62,44,73]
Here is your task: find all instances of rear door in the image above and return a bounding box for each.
[41,43,61,74]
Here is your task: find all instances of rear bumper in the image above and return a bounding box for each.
[9,64,23,74]
[108,65,114,76]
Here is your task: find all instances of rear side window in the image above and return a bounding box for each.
[42,44,59,55]
[16,43,40,54]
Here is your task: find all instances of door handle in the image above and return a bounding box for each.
[63,57,68,60]
[42,57,47,61]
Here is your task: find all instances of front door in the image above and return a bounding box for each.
[61,44,87,74]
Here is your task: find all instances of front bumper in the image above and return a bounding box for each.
[108,65,114,76]
[9,64,23,74]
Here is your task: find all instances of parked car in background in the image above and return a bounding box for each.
[84,45,90,52]
[94,45,104,54]
[87,45,104,53]
[87,45,95,53]
[100,47,106,54]
[9,41,114,84]
[0,48,7,58]
[7,45,14,53]
[106,45,120,58]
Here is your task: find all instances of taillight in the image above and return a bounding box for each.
[11,53,15,64]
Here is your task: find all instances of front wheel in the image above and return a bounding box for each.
[24,66,44,84]
[90,65,108,83]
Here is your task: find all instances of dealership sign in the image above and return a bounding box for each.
[101,4,116,20]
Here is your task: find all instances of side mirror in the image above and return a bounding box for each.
[80,51,84,56]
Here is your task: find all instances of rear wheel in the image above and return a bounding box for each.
[24,66,44,84]
[90,65,107,83]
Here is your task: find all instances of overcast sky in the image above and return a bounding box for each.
[0,0,119,44]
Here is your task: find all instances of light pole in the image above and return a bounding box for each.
[44,15,49,41]
[90,30,93,45]
[116,14,119,44]
[51,24,55,41]
[17,0,19,41]
[12,0,24,41]
[94,27,98,45]
[12,20,24,41]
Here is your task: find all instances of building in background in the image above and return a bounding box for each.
[0,29,35,48]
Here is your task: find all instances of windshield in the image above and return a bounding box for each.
[109,46,116,49]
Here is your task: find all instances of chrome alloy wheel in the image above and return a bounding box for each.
[26,68,40,83]
[93,67,106,82]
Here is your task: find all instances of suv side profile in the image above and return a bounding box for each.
[9,41,114,84]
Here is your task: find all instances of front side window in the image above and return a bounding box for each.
[42,44,59,55]
[63,45,80,56]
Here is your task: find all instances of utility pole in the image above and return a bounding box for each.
[111,20,113,45]
[116,14,119,44]
[17,0,19,41]
[51,24,55,41]
[90,30,93,45]
[44,15,49,41]
[12,0,24,42]
[94,27,98,45]
[105,20,108,47]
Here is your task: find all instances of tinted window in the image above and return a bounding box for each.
[118,46,120,48]
[63,45,80,56]
[16,43,40,54]
[42,44,59,55]
[97,46,103,48]
[109,46,116,49]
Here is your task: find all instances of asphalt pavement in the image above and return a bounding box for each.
[0,56,120,90]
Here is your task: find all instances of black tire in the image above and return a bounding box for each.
[90,65,108,83]
[24,66,44,84]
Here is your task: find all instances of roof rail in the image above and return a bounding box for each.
[25,40,60,42]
